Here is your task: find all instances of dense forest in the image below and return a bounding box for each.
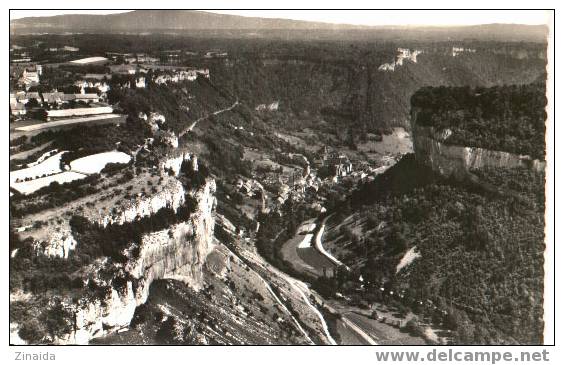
[12,33,548,136]
[411,83,547,159]
[339,154,545,344]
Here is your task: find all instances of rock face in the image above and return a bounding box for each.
[95,178,186,227]
[410,111,545,179]
[159,151,194,177]
[58,178,216,344]
[378,48,423,72]
[33,228,77,259]
[127,179,216,292]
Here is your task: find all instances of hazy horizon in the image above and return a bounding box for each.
[9,9,551,27]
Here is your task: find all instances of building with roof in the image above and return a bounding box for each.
[41,92,65,105]
[19,69,39,88]
[69,56,110,65]
[109,64,137,75]
[46,106,113,119]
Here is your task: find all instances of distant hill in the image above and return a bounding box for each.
[10,10,548,42]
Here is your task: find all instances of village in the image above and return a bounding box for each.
[9,51,211,122]
[9,38,428,346]
[10,43,408,206]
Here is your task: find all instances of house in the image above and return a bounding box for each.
[26,92,41,102]
[378,63,396,72]
[105,52,133,62]
[255,101,279,112]
[10,101,26,116]
[15,91,28,104]
[204,50,228,58]
[41,92,65,105]
[109,64,137,75]
[19,69,39,87]
[331,155,353,177]
[452,46,476,57]
[61,93,77,103]
[136,54,159,64]
[84,73,112,80]
[73,93,101,103]
[74,80,110,94]
[135,77,146,88]
[69,56,109,65]
[124,55,138,64]
[153,69,202,84]
[46,106,113,119]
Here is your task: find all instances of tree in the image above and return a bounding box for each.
[388,224,407,253]
[18,320,44,343]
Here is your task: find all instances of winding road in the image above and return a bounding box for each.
[314,215,350,271]
[179,101,239,137]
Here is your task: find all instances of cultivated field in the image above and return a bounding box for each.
[11,171,87,195]
[70,151,131,174]
[10,151,65,184]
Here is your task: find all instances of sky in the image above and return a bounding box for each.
[9,9,552,27]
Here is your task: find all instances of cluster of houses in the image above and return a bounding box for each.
[9,63,43,89]
[451,46,477,57]
[106,52,159,64]
[104,49,227,64]
[255,101,279,112]
[10,65,209,119]
[9,48,212,122]
[9,45,32,63]
[10,73,107,116]
[378,48,423,72]
[204,50,228,58]
[314,146,353,178]
[154,69,208,84]
[46,46,79,53]
[10,89,111,119]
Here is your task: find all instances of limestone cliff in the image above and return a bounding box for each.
[32,228,77,259]
[159,151,197,177]
[28,153,199,260]
[95,177,186,227]
[126,178,216,292]
[410,109,545,179]
[55,178,216,344]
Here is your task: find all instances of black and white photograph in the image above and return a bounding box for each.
[5,3,557,360]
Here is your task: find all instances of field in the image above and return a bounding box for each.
[10,142,54,161]
[11,171,87,195]
[70,151,131,174]
[9,114,126,140]
[10,151,65,184]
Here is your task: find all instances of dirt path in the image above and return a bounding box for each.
[179,101,239,137]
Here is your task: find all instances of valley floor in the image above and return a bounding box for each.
[278,216,426,345]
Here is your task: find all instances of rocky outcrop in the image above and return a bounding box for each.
[33,227,77,259]
[145,112,166,133]
[127,179,216,292]
[95,178,186,227]
[156,130,179,148]
[56,178,216,344]
[28,153,198,259]
[159,151,195,177]
[255,101,279,111]
[411,114,545,179]
[378,48,422,72]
